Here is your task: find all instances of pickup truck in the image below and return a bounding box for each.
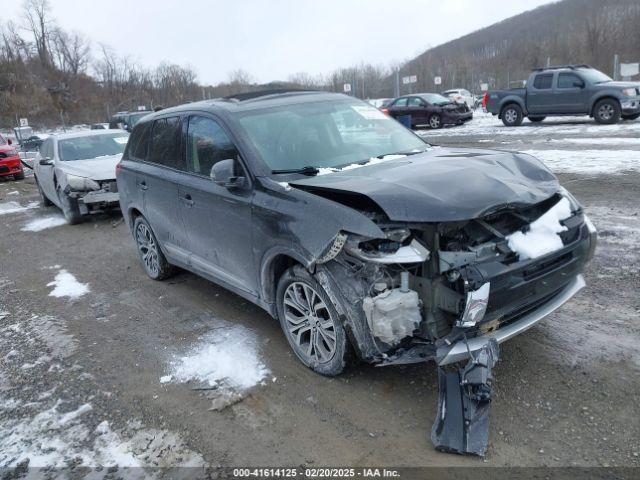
[484,65,640,126]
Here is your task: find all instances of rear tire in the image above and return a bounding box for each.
[622,113,640,121]
[133,216,175,280]
[57,186,83,225]
[501,104,523,126]
[428,114,442,129]
[36,177,53,207]
[276,265,351,376]
[528,116,546,123]
[593,99,621,124]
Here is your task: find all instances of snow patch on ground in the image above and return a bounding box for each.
[507,197,573,260]
[47,269,90,299]
[551,137,640,146]
[521,149,640,174]
[169,324,269,390]
[22,215,67,232]
[0,201,38,216]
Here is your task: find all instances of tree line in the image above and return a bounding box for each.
[1,0,639,129]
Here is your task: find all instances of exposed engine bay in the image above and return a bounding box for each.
[312,190,596,456]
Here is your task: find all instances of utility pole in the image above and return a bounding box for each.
[613,54,620,80]
[394,68,400,98]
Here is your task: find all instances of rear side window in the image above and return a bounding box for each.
[393,98,408,107]
[148,117,183,169]
[533,74,553,90]
[407,97,423,107]
[127,122,151,160]
[558,73,584,89]
[185,116,240,176]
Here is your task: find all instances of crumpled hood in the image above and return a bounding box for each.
[288,148,560,222]
[57,154,121,181]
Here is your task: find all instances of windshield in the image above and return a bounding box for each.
[421,93,451,105]
[236,100,428,172]
[58,132,129,161]
[579,69,613,84]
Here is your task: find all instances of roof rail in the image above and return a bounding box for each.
[532,64,592,72]
[223,89,318,102]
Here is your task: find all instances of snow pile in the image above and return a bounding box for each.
[165,324,269,392]
[21,215,67,232]
[507,197,573,260]
[47,269,90,299]
[0,201,38,216]
[521,149,640,174]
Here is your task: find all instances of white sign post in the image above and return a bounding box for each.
[434,76,442,86]
[480,83,489,92]
[19,118,28,127]
[343,83,352,93]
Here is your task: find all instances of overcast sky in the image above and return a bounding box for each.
[6,0,555,85]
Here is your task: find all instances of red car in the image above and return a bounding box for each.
[0,134,24,180]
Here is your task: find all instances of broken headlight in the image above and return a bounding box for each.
[345,229,430,264]
[65,174,101,191]
[558,186,581,213]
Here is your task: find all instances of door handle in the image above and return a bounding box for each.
[181,193,195,207]
[138,181,148,191]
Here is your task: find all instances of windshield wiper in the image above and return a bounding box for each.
[271,166,320,176]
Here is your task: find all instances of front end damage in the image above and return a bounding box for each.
[313,191,596,455]
[61,176,120,215]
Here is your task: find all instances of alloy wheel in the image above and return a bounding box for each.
[598,104,614,121]
[430,115,441,128]
[504,108,518,124]
[135,222,160,276]
[283,281,337,364]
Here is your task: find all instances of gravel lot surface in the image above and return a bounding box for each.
[1,113,638,474]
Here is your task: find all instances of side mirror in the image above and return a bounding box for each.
[39,157,53,166]
[7,139,12,145]
[210,159,246,189]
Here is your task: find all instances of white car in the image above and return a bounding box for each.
[34,130,129,224]
[442,89,474,109]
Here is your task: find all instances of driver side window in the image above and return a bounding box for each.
[185,116,240,177]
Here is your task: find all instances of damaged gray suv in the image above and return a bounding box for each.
[117,91,597,377]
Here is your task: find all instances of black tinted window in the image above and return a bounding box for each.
[148,117,183,169]
[127,122,151,160]
[533,74,553,89]
[558,73,584,89]
[186,116,239,176]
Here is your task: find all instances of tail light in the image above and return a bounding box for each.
[381,108,389,115]
[482,92,489,109]
[116,162,123,176]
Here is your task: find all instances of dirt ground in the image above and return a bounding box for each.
[0,115,639,472]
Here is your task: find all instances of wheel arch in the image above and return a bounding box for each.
[590,95,621,116]
[499,100,525,118]
[260,248,312,313]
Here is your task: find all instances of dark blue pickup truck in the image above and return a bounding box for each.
[485,65,640,126]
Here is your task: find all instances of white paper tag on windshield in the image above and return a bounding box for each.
[113,137,128,144]
[351,105,387,120]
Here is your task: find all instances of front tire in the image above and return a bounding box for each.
[57,187,83,225]
[13,171,25,181]
[501,104,523,126]
[593,99,621,124]
[133,216,175,280]
[528,116,546,123]
[276,266,351,376]
[622,113,640,121]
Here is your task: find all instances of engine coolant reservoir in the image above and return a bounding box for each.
[362,288,422,346]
